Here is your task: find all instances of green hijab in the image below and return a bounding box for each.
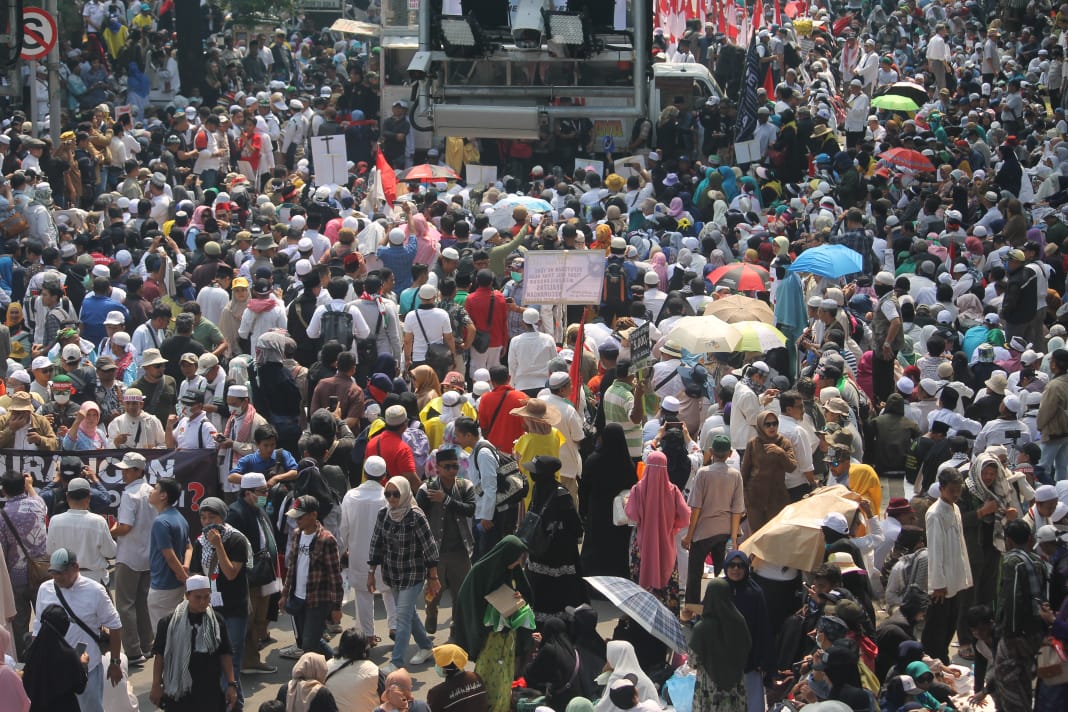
[453,535,532,661]
[689,578,751,689]
[987,328,1006,347]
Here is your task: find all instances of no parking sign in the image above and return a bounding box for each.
[20,8,58,61]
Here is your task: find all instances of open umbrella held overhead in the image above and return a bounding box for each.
[706,263,771,292]
[396,164,462,182]
[584,576,688,653]
[666,315,742,353]
[878,147,936,172]
[788,244,864,279]
[873,81,928,106]
[870,94,920,113]
[703,294,776,324]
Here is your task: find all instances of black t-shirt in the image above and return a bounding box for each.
[159,334,206,382]
[190,532,251,618]
[152,609,233,705]
[426,671,489,712]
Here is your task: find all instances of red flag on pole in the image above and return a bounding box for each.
[375,149,397,205]
[569,313,586,408]
[773,0,781,25]
[752,0,764,32]
[763,63,776,95]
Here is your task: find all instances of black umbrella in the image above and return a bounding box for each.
[873,81,929,107]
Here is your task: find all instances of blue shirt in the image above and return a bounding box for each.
[78,294,128,345]
[230,448,299,476]
[376,236,418,293]
[150,506,189,590]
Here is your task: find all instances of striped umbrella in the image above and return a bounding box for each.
[584,576,688,652]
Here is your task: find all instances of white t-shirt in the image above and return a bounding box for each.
[173,412,217,448]
[294,531,315,600]
[403,307,452,361]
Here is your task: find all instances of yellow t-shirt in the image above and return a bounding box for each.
[513,429,564,507]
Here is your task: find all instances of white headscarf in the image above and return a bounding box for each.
[386,476,414,522]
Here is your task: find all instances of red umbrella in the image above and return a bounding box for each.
[878,147,936,173]
[396,164,461,182]
[707,263,771,291]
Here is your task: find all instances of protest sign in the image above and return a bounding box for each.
[523,251,607,304]
[629,322,652,370]
[0,448,220,534]
[309,134,350,185]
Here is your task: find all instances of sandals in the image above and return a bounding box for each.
[958,645,975,661]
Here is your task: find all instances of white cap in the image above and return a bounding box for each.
[661,395,681,413]
[115,250,132,266]
[418,283,438,300]
[388,228,406,245]
[822,512,849,535]
[91,264,110,278]
[364,455,387,478]
[522,308,540,325]
[875,271,895,286]
[229,385,250,398]
[441,247,460,260]
[1036,485,1059,502]
[547,371,571,389]
[297,237,313,252]
[1003,394,1021,413]
[290,215,307,230]
[32,356,52,371]
[481,227,499,242]
[9,369,30,385]
[644,271,660,285]
[1036,525,1059,544]
[240,472,267,489]
[294,259,313,278]
[896,377,915,395]
[937,310,953,325]
[919,377,941,395]
[104,310,126,326]
[186,575,211,592]
[62,344,82,362]
[750,360,770,373]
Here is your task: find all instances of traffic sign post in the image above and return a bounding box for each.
[20,8,57,61]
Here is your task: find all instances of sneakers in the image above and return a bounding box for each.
[409,647,434,666]
[279,645,304,660]
[379,662,399,675]
[241,662,278,675]
[326,622,342,635]
[127,655,147,669]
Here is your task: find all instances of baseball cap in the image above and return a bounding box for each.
[197,353,219,375]
[66,477,90,494]
[119,451,147,470]
[286,495,320,518]
[104,310,126,326]
[61,344,82,363]
[1037,525,1060,544]
[49,548,78,573]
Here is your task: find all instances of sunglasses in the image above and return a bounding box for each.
[384,490,401,499]
[726,561,746,569]
[765,420,779,427]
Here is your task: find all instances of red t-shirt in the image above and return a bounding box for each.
[478,386,528,454]
[367,429,415,478]
[465,288,510,348]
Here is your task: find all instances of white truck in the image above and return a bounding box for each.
[355,0,722,152]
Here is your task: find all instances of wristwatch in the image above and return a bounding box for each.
[227,681,237,688]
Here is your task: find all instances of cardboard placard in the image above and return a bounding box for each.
[734,139,762,165]
[465,164,497,187]
[309,134,350,186]
[523,250,607,304]
[575,158,604,177]
[485,584,522,617]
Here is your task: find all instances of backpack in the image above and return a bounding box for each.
[472,441,529,506]
[660,429,692,493]
[356,306,383,372]
[602,260,629,307]
[320,304,354,349]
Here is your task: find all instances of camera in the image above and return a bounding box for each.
[407,51,432,80]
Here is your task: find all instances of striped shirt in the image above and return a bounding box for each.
[603,381,642,458]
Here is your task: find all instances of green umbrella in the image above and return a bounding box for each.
[871,94,920,112]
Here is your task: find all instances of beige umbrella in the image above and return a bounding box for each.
[739,485,860,571]
[703,294,776,324]
[666,315,742,354]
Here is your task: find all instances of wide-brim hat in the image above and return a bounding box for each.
[509,398,561,425]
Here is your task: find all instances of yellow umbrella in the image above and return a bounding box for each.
[732,320,788,352]
[666,316,741,354]
[740,486,860,571]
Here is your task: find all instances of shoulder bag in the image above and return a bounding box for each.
[55,585,110,654]
[0,506,50,593]
[516,487,561,558]
[471,295,495,353]
[612,489,635,526]
[1038,636,1068,685]
[413,309,453,374]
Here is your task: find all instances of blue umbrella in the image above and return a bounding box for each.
[493,196,554,213]
[787,244,864,279]
[584,576,688,652]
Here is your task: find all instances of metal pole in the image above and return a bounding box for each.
[47,0,60,145]
[29,60,39,134]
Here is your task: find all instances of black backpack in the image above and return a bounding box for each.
[602,260,629,307]
[320,304,354,349]
[660,429,692,493]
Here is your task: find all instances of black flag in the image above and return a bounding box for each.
[734,32,762,143]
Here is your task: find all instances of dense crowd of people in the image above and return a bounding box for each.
[7,0,1068,711]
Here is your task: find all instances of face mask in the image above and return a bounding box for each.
[510,271,523,283]
[54,392,71,404]
[256,495,267,508]
[433,665,446,678]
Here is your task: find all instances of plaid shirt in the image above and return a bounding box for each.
[367,507,440,590]
[828,228,874,274]
[282,522,343,610]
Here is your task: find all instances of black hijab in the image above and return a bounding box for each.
[589,424,637,493]
[23,604,86,709]
[722,550,775,674]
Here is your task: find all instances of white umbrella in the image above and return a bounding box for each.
[666,315,742,353]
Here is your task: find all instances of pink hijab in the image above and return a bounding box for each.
[0,625,28,712]
[668,197,685,217]
[409,213,442,266]
[855,352,875,403]
[191,205,211,230]
[624,451,690,590]
[651,252,669,291]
